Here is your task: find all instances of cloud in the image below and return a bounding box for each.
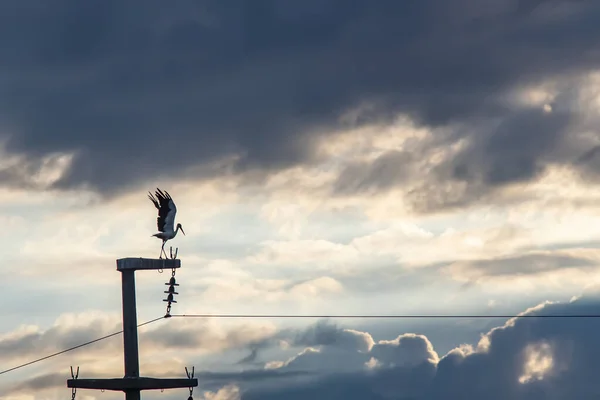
[198,385,241,400]
[0,311,278,379]
[144,318,278,354]
[247,216,599,274]
[0,312,122,363]
[333,150,418,195]
[426,299,600,399]
[7,372,64,393]
[248,239,360,267]
[255,320,438,382]
[7,296,600,399]
[330,94,590,213]
[292,320,374,353]
[192,296,600,400]
[2,0,600,197]
[370,333,439,369]
[445,250,599,281]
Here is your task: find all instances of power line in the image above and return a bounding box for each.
[169,314,600,319]
[0,316,164,376]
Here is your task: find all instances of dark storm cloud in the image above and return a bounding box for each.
[415,104,578,211]
[243,364,437,400]
[334,104,579,212]
[196,369,312,387]
[427,299,600,400]
[1,0,600,195]
[205,297,600,400]
[234,320,374,367]
[449,107,573,186]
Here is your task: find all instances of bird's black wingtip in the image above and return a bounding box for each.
[153,187,172,200]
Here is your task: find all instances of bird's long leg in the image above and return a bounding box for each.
[160,240,167,259]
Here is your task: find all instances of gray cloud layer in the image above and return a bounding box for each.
[229,297,600,400]
[6,297,600,399]
[2,0,600,201]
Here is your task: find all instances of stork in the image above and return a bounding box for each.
[148,188,185,259]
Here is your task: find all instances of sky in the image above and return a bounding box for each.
[3,0,600,399]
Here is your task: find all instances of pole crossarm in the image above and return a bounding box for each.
[116,257,181,271]
[67,377,198,391]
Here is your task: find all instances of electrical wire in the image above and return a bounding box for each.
[0,316,165,376]
[169,314,600,319]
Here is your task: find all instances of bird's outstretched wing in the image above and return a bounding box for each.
[148,188,177,232]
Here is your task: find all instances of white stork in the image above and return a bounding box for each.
[148,188,185,259]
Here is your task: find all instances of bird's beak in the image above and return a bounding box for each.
[181,226,186,235]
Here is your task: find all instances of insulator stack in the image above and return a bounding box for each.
[163,269,180,317]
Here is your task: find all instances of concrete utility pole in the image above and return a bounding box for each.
[67,257,198,400]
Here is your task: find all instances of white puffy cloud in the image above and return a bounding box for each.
[370,333,439,369]
[265,321,438,379]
